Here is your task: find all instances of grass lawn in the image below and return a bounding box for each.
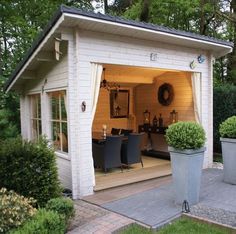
[120,218,229,234]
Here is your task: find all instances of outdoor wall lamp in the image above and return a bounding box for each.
[81,101,86,112]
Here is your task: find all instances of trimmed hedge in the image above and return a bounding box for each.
[10,209,65,234]
[0,137,61,207]
[213,85,236,152]
[45,197,75,224]
[165,122,206,150]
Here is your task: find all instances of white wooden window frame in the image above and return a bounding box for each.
[48,90,68,154]
[29,94,42,141]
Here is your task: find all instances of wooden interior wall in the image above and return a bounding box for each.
[92,87,136,133]
[135,71,195,128]
[93,71,195,133]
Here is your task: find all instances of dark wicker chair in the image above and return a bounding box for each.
[92,135,123,172]
[121,133,144,168]
[111,128,121,135]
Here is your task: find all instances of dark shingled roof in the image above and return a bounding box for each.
[5,5,233,91]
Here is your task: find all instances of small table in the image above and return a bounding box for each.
[92,132,128,143]
[92,132,108,143]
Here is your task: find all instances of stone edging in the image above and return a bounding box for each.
[182,213,236,234]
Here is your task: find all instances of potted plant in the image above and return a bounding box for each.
[165,122,206,205]
[219,116,236,185]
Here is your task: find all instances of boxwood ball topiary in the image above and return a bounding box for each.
[165,122,206,150]
[219,116,236,138]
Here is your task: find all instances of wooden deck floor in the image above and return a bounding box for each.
[84,175,172,205]
[94,156,172,191]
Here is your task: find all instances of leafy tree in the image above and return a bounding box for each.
[0,0,92,140]
[123,0,234,84]
[0,109,19,139]
[123,0,223,36]
[107,0,135,15]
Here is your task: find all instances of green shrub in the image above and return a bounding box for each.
[45,197,75,223]
[213,85,236,152]
[0,137,61,207]
[0,109,19,140]
[0,188,36,233]
[165,122,206,150]
[10,209,65,234]
[219,116,236,138]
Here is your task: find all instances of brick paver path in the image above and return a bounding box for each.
[67,200,134,234]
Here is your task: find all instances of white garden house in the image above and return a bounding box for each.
[6,5,233,199]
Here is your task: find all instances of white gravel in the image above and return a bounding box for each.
[190,204,236,227]
[212,162,223,169]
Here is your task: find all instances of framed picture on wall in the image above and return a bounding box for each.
[110,90,129,118]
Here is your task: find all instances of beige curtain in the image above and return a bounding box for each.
[191,73,202,123]
[90,63,103,186]
[91,63,103,120]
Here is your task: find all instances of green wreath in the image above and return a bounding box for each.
[158,83,174,106]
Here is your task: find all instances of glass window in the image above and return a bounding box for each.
[49,91,68,153]
[30,94,42,140]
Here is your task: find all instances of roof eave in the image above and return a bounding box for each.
[6,5,233,92]
[63,12,233,58]
[4,6,65,93]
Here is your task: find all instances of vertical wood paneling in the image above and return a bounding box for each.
[135,72,195,127]
[92,87,135,132]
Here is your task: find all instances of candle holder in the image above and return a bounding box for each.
[102,125,107,139]
[143,110,150,125]
[170,110,178,124]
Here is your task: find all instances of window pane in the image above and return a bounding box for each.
[30,94,41,141]
[37,96,41,119]
[61,95,67,121]
[52,121,60,150]
[38,120,42,136]
[32,120,37,139]
[61,122,68,153]
[51,96,60,120]
[49,90,68,154]
[32,97,38,118]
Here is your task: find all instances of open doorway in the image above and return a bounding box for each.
[92,64,197,191]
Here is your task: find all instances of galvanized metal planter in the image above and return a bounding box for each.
[168,147,206,206]
[220,138,236,185]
